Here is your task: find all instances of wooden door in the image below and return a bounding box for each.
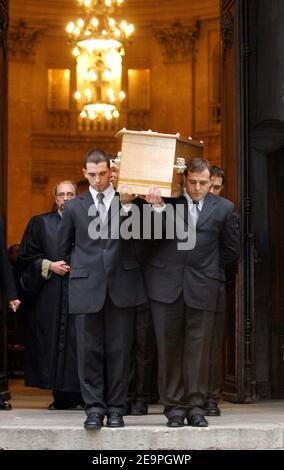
[0,0,9,401]
[221,0,255,402]
[220,0,241,401]
[0,0,8,215]
[269,151,284,396]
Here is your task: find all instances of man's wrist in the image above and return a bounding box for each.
[152,202,166,212]
[121,203,133,212]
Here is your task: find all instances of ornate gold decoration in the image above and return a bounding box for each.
[221,11,234,61]
[222,0,234,9]
[8,20,42,59]
[0,0,8,50]
[32,173,48,192]
[155,21,200,63]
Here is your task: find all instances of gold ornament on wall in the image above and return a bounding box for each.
[8,20,42,60]
[155,21,200,64]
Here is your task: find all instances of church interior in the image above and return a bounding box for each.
[7,0,221,245]
[1,0,284,412]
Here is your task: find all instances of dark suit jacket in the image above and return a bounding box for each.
[145,192,240,312]
[0,216,17,301]
[58,190,147,314]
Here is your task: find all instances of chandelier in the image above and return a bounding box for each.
[66,0,134,121]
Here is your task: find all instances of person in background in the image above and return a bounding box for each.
[108,155,159,416]
[210,166,225,197]
[206,165,228,417]
[17,181,84,410]
[8,244,20,266]
[7,244,25,361]
[126,301,159,416]
[109,156,120,190]
[0,217,21,410]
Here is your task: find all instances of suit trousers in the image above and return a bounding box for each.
[151,295,214,418]
[207,310,225,403]
[74,295,134,416]
[127,302,158,406]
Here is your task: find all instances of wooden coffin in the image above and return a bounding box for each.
[115,129,203,197]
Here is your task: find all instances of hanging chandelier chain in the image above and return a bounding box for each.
[78,0,124,16]
[67,0,133,121]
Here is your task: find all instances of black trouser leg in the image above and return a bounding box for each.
[129,302,157,405]
[75,298,134,417]
[104,297,134,415]
[183,307,215,417]
[151,296,186,419]
[207,311,224,404]
[75,312,106,416]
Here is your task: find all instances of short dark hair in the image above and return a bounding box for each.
[211,165,225,185]
[184,158,212,176]
[83,149,110,168]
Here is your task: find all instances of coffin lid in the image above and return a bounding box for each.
[115,128,204,147]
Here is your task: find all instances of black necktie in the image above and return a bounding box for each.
[96,193,107,222]
[57,212,62,227]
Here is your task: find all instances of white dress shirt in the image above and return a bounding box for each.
[183,191,204,227]
[89,184,132,214]
[89,184,115,212]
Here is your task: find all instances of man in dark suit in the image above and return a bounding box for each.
[0,216,21,410]
[145,158,240,427]
[17,181,83,410]
[58,149,147,430]
[206,166,237,417]
[108,156,158,416]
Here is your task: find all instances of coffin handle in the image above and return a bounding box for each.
[114,151,121,166]
[174,157,187,174]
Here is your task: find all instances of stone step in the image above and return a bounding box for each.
[1,402,284,450]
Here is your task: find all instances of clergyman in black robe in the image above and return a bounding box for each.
[17,181,83,409]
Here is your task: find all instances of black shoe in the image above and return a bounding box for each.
[205,402,221,416]
[48,401,68,410]
[0,399,12,410]
[48,401,85,411]
[67,403,85,410]
[187,414,208,427]
[106,412,124,428]
[167,416,184,428]
[84,413,104,430]
[130,402,148,416]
